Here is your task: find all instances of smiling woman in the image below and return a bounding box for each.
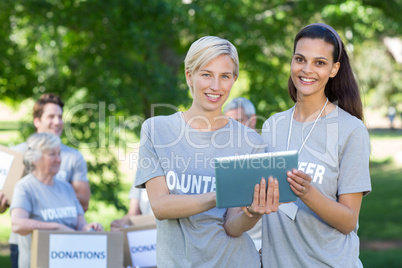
[183,36,239,131]
[261,23,371,268]
[290,38,340,107]
[184,54,236,130]
[133,36,279,267]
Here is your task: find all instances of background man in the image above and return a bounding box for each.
[223,97,257,130]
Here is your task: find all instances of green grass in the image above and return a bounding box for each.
[360,249,402,268]
[368,128,402,139]
[358,157,402,267]
[0,254,11,267]
[359,161,402,241]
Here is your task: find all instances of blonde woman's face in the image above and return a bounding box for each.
[186,55,236,113]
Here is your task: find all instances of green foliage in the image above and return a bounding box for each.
[0,1,37,104]
[64,105,127,211]
[353,41,402,109]
[2,0,401,112]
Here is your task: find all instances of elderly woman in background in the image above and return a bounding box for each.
[10,133,102,268]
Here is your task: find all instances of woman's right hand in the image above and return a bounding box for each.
[242,176,279,217]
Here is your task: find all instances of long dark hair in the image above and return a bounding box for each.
[288,24,363,121]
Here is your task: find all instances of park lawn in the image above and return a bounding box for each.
[359,159,402,241]
[0,255,11,267]
[360,249,402,268]
[358,158,402,268]
[368,128,402,139]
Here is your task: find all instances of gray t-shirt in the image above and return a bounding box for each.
[10,173,84,268]
[9,142,88,244]
[261,106,371,268]
[135,112,263,267]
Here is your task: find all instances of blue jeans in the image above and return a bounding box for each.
[10,244,18,268]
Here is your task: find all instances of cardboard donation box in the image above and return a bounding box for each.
[120,214,157,268]
[0,145,24,205]
[31,230,124,268]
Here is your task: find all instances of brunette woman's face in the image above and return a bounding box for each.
[291,38,340,100]
[186,54,237,113]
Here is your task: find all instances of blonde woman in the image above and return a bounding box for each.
[134,36,279,267]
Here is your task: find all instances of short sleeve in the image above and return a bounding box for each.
[10,181,33,214]
[70,152,88,182]
[134,119,165,188]
[338,125,371,196]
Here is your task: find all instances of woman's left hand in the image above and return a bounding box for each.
[83,222,104,232]
[287,169,312,197]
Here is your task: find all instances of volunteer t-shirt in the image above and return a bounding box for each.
[261,105,371,268]
[135,112,264,267]
[10,174,84,268]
